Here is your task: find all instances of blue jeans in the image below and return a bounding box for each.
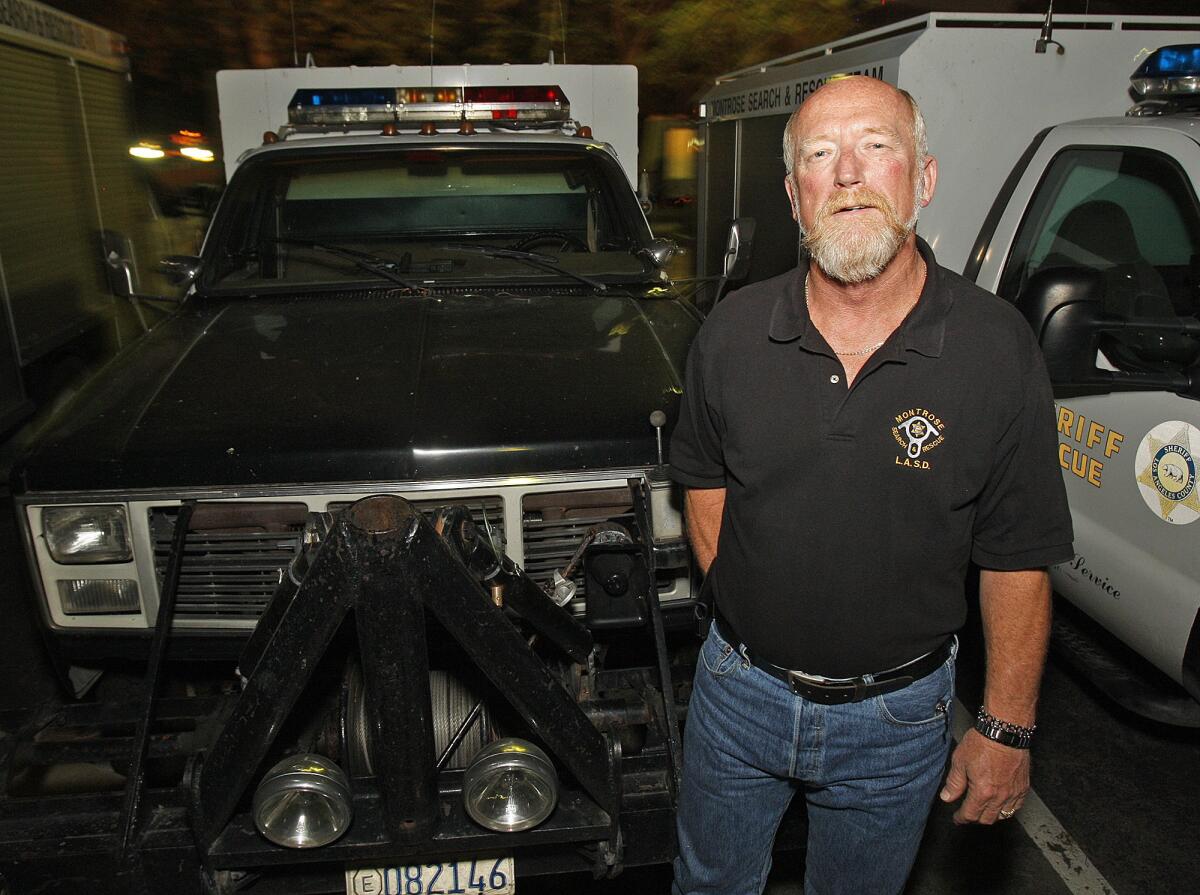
[672,623,956,895]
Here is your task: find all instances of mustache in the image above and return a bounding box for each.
[813,188,902,225]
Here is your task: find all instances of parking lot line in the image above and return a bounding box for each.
[952,699,1117,895]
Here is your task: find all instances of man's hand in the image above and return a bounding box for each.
[942,567,1049,825]
[939,729,1030,824]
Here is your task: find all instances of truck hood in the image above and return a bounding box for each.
[15,290,698,493]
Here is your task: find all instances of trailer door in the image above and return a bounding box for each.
[699,113,798,298]
[736,114,797,286]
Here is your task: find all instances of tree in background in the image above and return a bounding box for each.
[41,0,1200,132]
[44,0,867,129]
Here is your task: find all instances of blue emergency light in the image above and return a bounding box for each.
[293,88,396,108]
[286,86,569,129]
[288,88,398,126]
[1131,44,1200,98]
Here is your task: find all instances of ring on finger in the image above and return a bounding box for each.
[999,807,1018,820]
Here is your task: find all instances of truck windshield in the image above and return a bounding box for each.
[206,147,650,291]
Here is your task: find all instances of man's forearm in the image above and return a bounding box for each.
[978,568,1052,727]
[685,487,725,574]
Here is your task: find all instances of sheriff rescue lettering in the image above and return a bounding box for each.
[1056,405,1124,488]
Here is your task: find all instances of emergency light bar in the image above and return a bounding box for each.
[1131,45,1200,98]
[287,86,570,128]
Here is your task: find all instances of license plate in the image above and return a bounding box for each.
[347,856,516,895]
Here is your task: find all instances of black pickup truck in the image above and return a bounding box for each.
[0,89,718,893]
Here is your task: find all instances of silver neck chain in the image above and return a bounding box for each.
[804,263,926,357]
[804,275,887,357]
[831,337,886,357]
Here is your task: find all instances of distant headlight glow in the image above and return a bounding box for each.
[179,146,215,162]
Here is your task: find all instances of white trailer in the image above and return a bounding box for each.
[696,11,1200,285]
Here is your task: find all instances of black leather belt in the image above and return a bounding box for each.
[713,614,953,706]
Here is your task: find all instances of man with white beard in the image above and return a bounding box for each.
[669,76,1073,895]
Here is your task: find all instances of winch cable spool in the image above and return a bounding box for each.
[345,661,494,775]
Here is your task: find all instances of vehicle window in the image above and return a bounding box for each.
[281,157,596,239]
[208,148,646,290]
[999,147,1200,372]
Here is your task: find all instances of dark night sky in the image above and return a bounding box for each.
[38,0,1200,135]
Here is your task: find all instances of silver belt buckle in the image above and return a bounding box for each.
[785,669,859,696]
[787,668,855,687]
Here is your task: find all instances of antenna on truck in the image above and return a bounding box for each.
[1036,1,1066,55]
[290,0,298,66]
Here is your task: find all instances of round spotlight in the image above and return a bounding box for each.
[462,738,558,833]
[252,754,353,848]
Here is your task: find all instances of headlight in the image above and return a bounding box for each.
[59,579,140,614]
[462,738,558,832]
[42,506,132,563]
[253,754,353,848]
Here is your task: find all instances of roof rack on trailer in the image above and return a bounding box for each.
[710,12,1200,86]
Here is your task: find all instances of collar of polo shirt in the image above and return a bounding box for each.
[768,236,950,360]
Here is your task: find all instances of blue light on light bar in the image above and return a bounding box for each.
[291,88,397,108]
[1131,45,1200,98]
[288,88,400,126]
[1134,45,1200,79]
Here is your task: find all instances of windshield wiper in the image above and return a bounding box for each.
[273,238,423,289]
[431,243,607,292]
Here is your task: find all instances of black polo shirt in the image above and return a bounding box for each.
[670,239,1073,677]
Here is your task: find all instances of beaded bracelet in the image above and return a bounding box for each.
[974,707,1036,749]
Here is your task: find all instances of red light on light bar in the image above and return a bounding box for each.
[467,86,563,104]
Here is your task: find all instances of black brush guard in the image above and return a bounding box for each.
[0,487,686,893]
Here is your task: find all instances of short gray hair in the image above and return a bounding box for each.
[781,83,928,176]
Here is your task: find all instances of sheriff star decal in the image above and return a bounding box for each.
[1135,421,1200,525]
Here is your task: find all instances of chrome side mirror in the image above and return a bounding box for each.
[723,217,756,281]
[160,255,202,288]
[645,238,679,269]
[105,250,137,298]
[638,169,653,215]
[710,217,756,305]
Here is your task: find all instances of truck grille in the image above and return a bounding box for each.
[520,487,639,598]
[152,525,299,621]
[150,497,505,623]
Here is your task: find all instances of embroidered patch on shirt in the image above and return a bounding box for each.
[892,407,945,469]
